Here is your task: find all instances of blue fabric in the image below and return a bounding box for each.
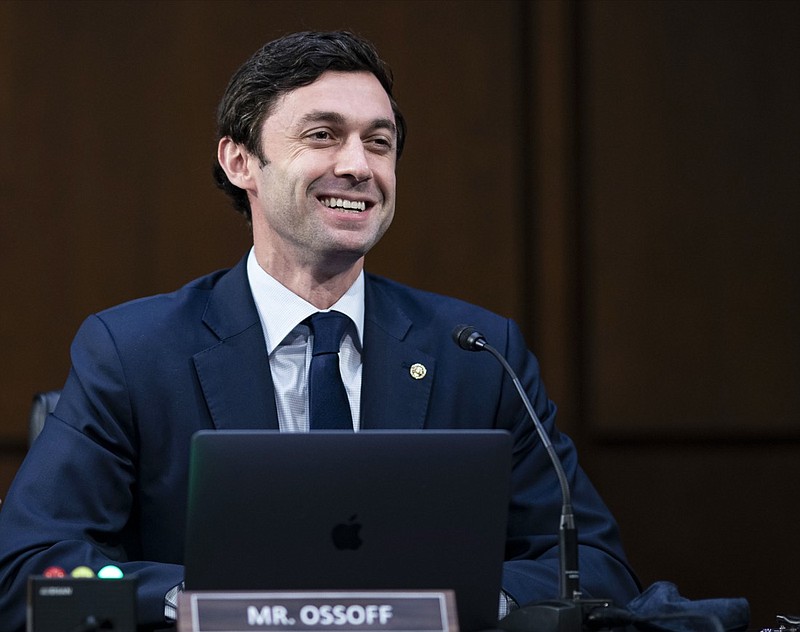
[308,311,353,430]
[626,581,750,631]
[0,254,641,631]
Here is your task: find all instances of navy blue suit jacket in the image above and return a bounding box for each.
[0,255,639,630]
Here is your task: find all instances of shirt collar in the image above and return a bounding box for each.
[246,247,365,355]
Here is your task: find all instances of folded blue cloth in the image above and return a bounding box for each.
[624,581,750,632]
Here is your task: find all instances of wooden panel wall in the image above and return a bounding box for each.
[580,0,800,438]
[2,0,798,628]
[526,1,800,627]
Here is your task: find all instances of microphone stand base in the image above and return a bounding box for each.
[496,598,621,632]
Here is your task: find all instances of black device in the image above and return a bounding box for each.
[27,576,136,632]
[183,429,512,632]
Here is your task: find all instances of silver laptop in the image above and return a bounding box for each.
[183,430,512,631]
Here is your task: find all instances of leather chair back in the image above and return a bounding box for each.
[29,390,61,446]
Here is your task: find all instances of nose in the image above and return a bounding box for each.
[334,136,373,182]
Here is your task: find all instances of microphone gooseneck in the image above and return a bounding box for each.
[454,325,737,632]
[451,324,580,601]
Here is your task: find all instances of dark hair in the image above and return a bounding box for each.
[213,30,407,222]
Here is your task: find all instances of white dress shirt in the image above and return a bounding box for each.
[246,248,364,431]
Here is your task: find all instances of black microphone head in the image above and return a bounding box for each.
[452,324,486,351]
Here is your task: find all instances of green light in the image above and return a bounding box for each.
[97,565,124,579]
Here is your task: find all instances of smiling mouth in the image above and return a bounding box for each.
[320,197,367,213]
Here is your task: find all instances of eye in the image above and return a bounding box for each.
[304,129,337,145]
[366,136,394,153]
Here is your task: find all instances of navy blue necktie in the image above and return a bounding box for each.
[308,311,353,430]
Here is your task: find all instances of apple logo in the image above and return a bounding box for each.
[331,514,363,550]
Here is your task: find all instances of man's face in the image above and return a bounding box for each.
[249,70,397,274]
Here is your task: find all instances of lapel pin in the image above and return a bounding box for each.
[409,363,427,380]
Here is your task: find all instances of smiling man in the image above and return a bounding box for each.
[218,70,398,308]
[0,32,639,631]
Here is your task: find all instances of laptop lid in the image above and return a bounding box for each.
[183,430,512,631]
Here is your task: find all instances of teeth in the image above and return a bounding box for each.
[322,197,366,212]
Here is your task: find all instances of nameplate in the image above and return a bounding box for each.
[177,590,458,632]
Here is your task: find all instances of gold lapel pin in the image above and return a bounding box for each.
[409,363,427,380]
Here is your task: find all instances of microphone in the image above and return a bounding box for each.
[452,325,614,632]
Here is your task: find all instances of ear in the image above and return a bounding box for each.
[217,137,257,192]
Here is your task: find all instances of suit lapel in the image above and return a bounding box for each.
[192,256,279,430]
[191,262,434,432]
[361,277,435,429]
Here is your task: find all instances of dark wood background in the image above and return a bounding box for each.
[1,1,797,627]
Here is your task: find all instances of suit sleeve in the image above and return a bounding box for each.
[0,315,184,632]
[496,319,641,607]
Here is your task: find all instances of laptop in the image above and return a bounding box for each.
[183,430,512,631]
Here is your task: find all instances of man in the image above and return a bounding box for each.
[0,31,640,631]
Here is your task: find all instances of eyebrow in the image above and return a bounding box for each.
[299,110,397,137]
